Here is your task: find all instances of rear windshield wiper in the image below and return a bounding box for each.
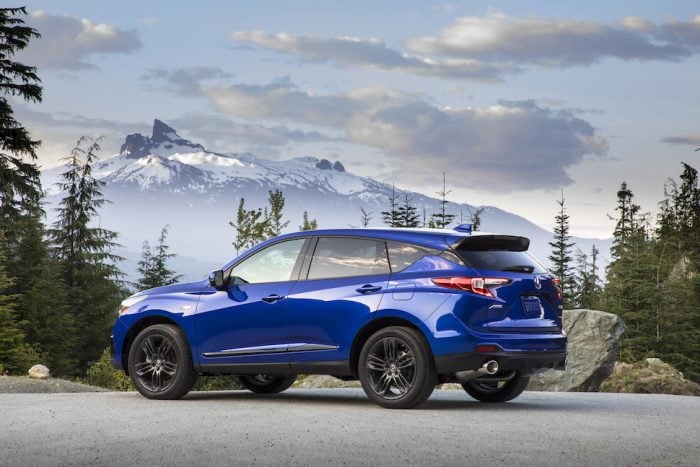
[501,265,535,273]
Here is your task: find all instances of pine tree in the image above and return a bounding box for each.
[397,193,420,228]
[49,137,123,373]
[650,164,700,381]
[429,173,455,228]
[574,245,602,309]
[136,225,181,290]
[299,211,318,231]
[13,211,77,376]
[0,7,43,226]
[602,182,657,364]
[359,207,372,228]
[611,181,641,258]
[0,236,34,374]
[381,183,401,227]
[265,189,289,237]
[548,191,576,308]
[231,198,267,253]
[467,206,485,231]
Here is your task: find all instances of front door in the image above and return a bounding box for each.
[194,238,307,371]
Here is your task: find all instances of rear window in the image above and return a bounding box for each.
[454,235,546,274]
[455,249,547,274]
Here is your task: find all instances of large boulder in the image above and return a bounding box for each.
[28,364,50,380]
[528,309,626,392]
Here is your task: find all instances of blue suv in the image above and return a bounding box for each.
[111,227,566,409]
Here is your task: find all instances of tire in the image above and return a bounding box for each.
[358,326,437,409]
[462,372,530,403]
[238,374,297,394]
[128,324,197,400]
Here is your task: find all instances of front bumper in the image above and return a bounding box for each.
[435,349,566,375]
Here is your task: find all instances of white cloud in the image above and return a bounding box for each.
[230,31,517,81]
[167,113,338,146]
[204,81,608,191]
[20,10,141,70]
[141,66,234,96]
[662,133,700,146]
[405,14,700,67]
[621,17,655,32]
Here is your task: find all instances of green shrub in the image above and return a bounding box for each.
[193,375,242,391]
[601,358,700,396]
[84,347,134,391]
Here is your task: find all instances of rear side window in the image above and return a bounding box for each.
[387,242,441,272]
[454,234,546,274]
[308,237,390,279]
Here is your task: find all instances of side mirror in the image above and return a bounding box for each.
[209,270,228,289]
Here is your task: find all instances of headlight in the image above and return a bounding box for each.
[118,294,147,315]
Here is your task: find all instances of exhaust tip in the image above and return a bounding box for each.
[483,360,499,375]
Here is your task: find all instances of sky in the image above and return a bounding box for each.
[11,0,700,239]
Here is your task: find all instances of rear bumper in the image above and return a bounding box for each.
[435,350,566,375]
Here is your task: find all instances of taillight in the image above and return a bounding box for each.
[431,277,511,297]
[552,278,563,300]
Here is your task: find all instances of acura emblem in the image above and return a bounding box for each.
[534,276,542,289]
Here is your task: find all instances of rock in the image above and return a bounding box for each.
[527,309,626,392]
[120,133,152,159]
[600,359,700,396]
[315,159,332,170]
[28,364,50,380]
[332,161,345,172]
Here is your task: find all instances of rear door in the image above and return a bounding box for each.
[285,236,391,366]
[454,235,562,333]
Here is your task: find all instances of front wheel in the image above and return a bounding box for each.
[462,373,530,403]
[238,374,297,394]
[128,324,197,400]
[358,326,437,409]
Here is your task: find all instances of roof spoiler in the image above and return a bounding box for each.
[451,234,530,252]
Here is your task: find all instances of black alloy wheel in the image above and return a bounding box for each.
[238,374,297,394]
[128,324,196,400]
[462,372,530,403]
[359,326,437,409]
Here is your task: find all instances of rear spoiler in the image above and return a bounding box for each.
[451,234,530,252]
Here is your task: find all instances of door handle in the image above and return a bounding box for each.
[356,284,382,294]
[262,294,285,303]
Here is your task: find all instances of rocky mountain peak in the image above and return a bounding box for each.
[151,119,180,145]
[120,119,205,159]
[120,132,152,159]
[315,158,345,172]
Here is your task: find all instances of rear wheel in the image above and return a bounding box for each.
[128,324,197,400]
[462,372,529,403]
[358,326,437,409]
[238,374,297,394]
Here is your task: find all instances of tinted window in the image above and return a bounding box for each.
[387,242,441,272]
[456,250,547,274]
[229,239,305,284]
[308,237,389,279]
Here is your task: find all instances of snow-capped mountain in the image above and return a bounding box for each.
[41,119,611,281]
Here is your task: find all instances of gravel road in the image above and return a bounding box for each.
[1,389,698,466]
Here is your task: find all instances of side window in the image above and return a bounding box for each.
[308,237,389,280]
[229,239,305,284]
[387,242,441,272]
